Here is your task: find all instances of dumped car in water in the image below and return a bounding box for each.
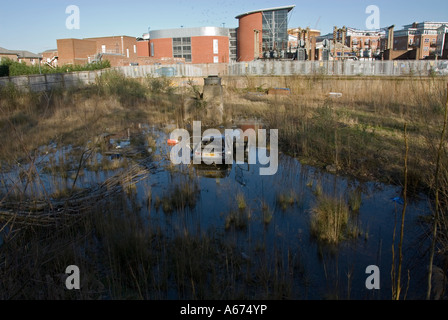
[192,134,233,165]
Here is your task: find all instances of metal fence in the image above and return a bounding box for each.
[1,60,447,92]
[116,64,204,78]
[0,65,205,92]
[226,60,448,77]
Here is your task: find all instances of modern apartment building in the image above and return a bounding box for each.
[390,22,448,59]
[344,28,385,58]
[318,28,385,59]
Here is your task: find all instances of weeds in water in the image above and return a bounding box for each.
[276,190,297,211]
[262,201,273,225]
[156,179,199,214]
[1,73,447,300]
[348,188,363,213]
[310,195,350,244]
[313,182,323,197]
[236,192,247,210]
[225,209,250,230]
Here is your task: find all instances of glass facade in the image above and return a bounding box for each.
[173,37,192,62]
[261,9,289,52]
[229,28,238,61]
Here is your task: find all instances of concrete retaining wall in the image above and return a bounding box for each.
[0,60,446,92]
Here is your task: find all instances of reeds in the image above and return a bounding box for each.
[310,194,350,244]
[276,190,297,211]
[227,75,448,194]
[2,74,448,300]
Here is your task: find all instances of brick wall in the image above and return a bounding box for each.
[150,38,173,60]
[42,50,58,67]
[137,40,150,57]
[86,36,138,60]
[393,34,438,59]
[191,36,229,64]
[237,12,263,61]
[57,38,97,66]
[0,53,17,62]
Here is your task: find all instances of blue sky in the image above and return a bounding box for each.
[1,0,447,54]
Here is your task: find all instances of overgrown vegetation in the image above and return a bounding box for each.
[0,58,111,77]
[228,75,448,298]
[229,76,448,195]
[0,70,183,164]
[1,72,448,300]
[310,193,363,244]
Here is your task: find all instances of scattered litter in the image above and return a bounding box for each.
[110,139,131,150]
[268,88,291,96]
[167,139,178,146]
[391,197,404,205]
[247,92,266,96]
[329,92,343,98]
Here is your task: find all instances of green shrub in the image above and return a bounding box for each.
[0,58,110,76]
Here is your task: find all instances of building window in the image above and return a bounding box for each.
[151,43,154,57]
[134,45,137,54]
[173,37,192,62]
[102,45,106,53]
[213,39,219,54]
[261,9,289,53]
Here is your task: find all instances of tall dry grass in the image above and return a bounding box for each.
[227,75,448,299]
[226,75,448,193]
[2,73,448,299]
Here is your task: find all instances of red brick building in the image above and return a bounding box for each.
[345,28,384,59]
[137,39,150,57]
[236,5,295,61]
[57,38,97,66]
[0,47,42,65]
[389,22,448,59]
[41,49,59,67]
[56,36,140,66]
[146,27,232,64]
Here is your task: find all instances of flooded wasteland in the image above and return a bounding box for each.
[0,122,433,300]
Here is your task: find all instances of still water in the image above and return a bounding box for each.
[145,125,431,299]
[0,124,433,299]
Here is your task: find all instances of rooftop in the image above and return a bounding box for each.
[402,21,448,30]
[0,47,41,59]
[0,47,16,55]
[235,5,295,19]
[149,26,230,39]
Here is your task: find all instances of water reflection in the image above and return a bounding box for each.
[0,122,433,299]
[150,125,431,299]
